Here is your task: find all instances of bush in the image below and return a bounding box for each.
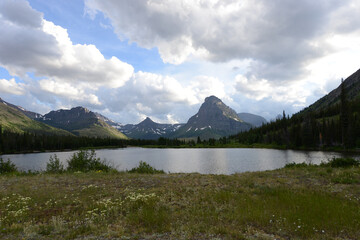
[284,162,309,168]
[0,158,17,174]
[46,154,64,173]
[322,158,359,168]
[66,150,112,172]
[128,161,165,174]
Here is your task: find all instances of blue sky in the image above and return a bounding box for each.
[1,0,360,124]
[28,0,165,73]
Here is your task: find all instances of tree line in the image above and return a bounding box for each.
[0,128,128,154]
[0,128,190,154]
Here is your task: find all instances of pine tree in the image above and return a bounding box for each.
[340,78,350,147]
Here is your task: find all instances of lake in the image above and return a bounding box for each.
[1,148,359,174]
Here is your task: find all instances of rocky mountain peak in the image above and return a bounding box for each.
[197,96,242,122]
[172,96,251,139]
[143,117,154,123]
[204,95,221,103]
[72,106,90,113]
[138,117,157,128]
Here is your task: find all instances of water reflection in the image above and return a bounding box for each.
[1,148,359,175]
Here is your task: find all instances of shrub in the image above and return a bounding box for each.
[46,154,64,173]
[322,158,359,168]
[128,161,165,174]
[0,158,17,174]
[284,162,309,168]
[66,150,112,172]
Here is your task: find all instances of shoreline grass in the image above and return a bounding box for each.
[1,159,359,239]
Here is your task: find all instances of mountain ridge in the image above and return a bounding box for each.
[299,68,360,115]
[0,98,72,136]
[119,117,184,140]
[38,106,128,139]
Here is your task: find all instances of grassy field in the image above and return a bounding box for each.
[0,164,359,239]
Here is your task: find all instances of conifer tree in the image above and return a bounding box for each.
[340,78,350,147]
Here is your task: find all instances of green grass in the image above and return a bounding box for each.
[0,164,360,239]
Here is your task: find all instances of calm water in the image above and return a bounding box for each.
[1,148,359,175]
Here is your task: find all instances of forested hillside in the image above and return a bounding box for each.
[234,80,360,149]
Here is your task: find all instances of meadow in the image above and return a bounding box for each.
[0,155,359,239]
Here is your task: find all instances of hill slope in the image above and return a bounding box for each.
[38,107,128,139]
[0,98,71,135]
[234,67,360,148]
[173,96,251,139]
[300,68,360,115]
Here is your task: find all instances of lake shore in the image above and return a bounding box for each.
[1,164,359,239]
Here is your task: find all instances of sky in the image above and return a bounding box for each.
[1,0,360,124]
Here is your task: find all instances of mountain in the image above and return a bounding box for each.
[0,98,71,135]
[119,117,183,139]
[237,113,267,127]
[0,98,42,119]
[94,112,123,129]
[234,67,360,149]
[38,107,128,139]
[300,68,360,114]
[172,96,252,139]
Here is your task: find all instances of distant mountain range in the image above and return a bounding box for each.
[119,117,183,140]
[0,95,267,140]
[2,67,360,142]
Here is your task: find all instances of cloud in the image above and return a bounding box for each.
[234,74,311,105]
[2,0,360,125]
[37,79,101,106]
[0,0,134,89]
[84,0,353,82]
[188,76,227,102]
[0,0,43,28]
[102,71,194,116]
[98,72,229,123]
[0,0,237,123]
[0,78,25,95]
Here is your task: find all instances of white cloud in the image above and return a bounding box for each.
[0,0,134,89]
[188,76,227,102]
[99,72,230,123]
[234,74,311,106]
[0,78,25,95]
[37,79,101,106]
[103,71,195,116]
[84,0,353,81]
